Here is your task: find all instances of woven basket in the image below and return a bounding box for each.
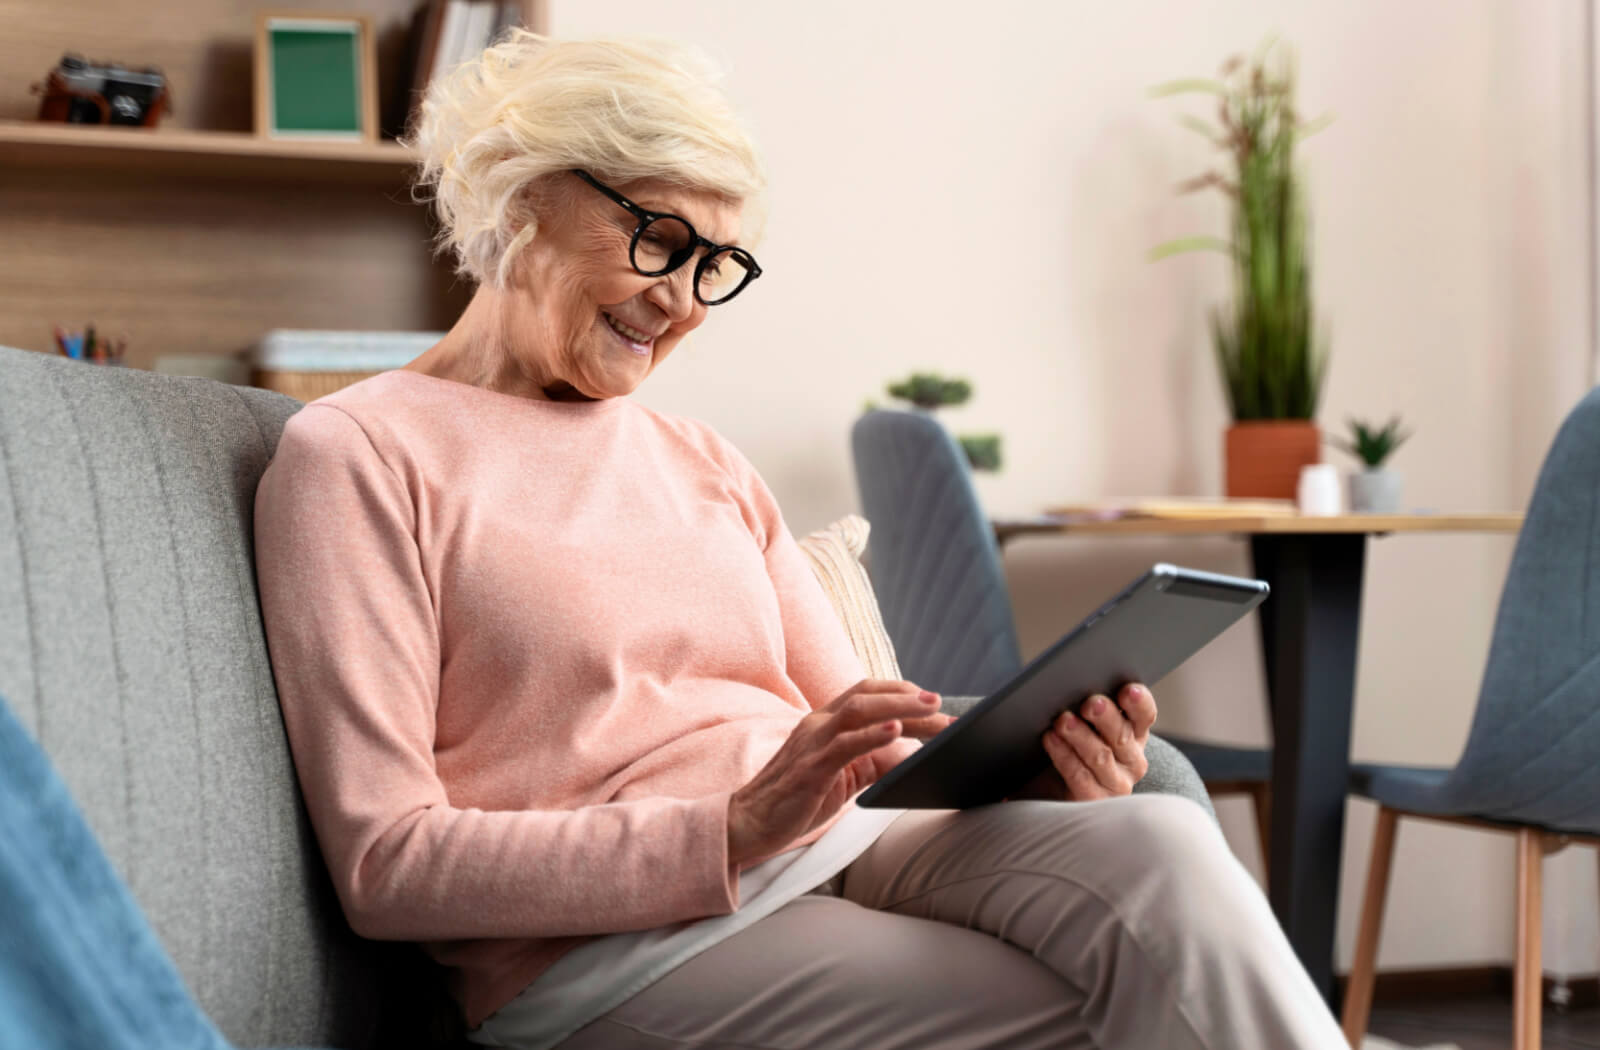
[250,369,383,403]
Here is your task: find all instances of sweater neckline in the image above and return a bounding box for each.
[385,368,629,414]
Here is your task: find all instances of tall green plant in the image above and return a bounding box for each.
[1152,40,1331,421]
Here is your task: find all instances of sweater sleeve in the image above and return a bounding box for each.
[253,404,739,942]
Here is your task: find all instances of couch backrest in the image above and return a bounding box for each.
[0,346,395,1047]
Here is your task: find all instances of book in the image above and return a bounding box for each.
[409,0,450,100]
[454,0,498,70]
[250,329,446,372]
[490,0,523,45]
[433,0,472,83]
[1042,498,1300,522]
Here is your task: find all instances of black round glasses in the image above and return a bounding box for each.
[571,170,762,306]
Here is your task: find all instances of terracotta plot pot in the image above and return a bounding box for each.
[1225,421,1321,501]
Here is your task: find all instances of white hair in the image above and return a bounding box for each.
[404,31,767,290]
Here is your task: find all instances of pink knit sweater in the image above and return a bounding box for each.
[252,369,877,1028]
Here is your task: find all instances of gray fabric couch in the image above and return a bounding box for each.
[0,345,1212,1048]
[0,346,444,1048]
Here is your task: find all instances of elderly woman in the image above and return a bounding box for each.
[251,32,1345,1050]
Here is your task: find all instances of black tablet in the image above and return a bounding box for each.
[856,563,1268,809]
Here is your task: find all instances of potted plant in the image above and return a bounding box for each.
[1153,40,1331,499]
[886,372,972,411]
[1331,416,1411,513]
[870,372,1004,472]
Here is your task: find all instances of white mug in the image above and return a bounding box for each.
[1297,463,1342,516]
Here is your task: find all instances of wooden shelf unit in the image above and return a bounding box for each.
[0,0,553,367]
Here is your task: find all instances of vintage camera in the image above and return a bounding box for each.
[34,54,171,127]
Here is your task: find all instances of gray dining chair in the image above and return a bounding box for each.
[1339,387,1600,1050]
[849,408,1269,843]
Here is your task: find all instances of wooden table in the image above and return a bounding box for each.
[992,513,1523,1003]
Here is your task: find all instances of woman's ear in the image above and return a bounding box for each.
[494,173,571,289]
[498,221,540,290]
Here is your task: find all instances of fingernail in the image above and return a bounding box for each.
[1061,711,1077,726]
[920,691,939,705]
[1090,697,1106,714]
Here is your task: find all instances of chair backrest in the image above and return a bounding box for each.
[0,346,408,1047]
[850,410,1022,695]
[1438,386,1600,834]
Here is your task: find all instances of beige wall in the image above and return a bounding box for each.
[554,1,1596,975]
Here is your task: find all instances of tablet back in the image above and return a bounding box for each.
[857,564,1267,809]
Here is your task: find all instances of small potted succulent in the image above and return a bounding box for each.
[869,372,1004,472]
[1330,416,1411,513]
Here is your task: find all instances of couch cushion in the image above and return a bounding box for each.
[0,346,388,1047]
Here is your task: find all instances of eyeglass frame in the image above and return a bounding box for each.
[570,169,762,306]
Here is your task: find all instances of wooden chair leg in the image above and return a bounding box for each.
[1514,828,1544,1050]
[1249,783,1271,881]
[1341,806,1399,1049]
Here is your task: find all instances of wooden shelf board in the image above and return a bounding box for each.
[0,120,419,183]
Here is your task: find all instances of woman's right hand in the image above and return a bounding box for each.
[726,679,950,866]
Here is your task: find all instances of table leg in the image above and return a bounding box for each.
[1250,538,1280,725]
[1249,533,1367,1006]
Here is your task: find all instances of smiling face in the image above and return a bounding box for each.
[501,174,746,400]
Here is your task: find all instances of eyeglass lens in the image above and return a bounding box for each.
[631,215,754,304]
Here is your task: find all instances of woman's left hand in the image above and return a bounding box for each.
[1015,682,1157,801]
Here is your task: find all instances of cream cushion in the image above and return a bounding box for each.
[796,515,902,680]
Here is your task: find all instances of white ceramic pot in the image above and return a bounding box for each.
[1349,468,1402,514]
[1296,463,1342,516]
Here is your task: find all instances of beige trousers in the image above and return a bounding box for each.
[555,795,1347,1049]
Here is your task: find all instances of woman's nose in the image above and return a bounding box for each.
[645,265,698,321]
